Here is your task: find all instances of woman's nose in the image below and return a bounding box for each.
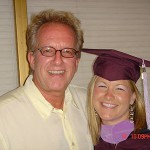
[105,89,114,100]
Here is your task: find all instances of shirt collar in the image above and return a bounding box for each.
[100,120,134,144]
[24,75,78,119]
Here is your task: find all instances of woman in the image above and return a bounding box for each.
[83,49,150,149]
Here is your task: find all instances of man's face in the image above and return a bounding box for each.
[28,23,80,94]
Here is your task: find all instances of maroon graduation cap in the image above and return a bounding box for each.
[82,48,150,129]
[82,49,150,83]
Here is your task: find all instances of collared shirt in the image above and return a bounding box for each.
[0,75,93,150]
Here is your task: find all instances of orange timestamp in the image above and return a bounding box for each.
[131,134,150,139]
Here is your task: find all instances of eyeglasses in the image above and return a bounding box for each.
[37,46,79,58]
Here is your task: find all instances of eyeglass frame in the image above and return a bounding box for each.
[37,46,80,58]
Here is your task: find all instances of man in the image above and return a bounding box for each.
[0,9,93,150]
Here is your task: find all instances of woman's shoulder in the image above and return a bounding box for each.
[95,130,150,150]
[138,128,150,134]
[119,129,150,150]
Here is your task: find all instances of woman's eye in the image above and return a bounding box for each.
[98,85,106,88]
[116,85,126,91]
[97,83,107,88]
[116,87,124,91]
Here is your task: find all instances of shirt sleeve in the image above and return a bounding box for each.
[0,132,9,150]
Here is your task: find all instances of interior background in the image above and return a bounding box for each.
[0,0,150,96]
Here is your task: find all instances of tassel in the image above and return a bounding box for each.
[142,60,150,129]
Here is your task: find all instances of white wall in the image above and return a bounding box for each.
[27,0,150,94]
[0,0,150,96]
[0,0,18,96]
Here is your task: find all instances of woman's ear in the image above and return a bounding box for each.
[130,92,136,105]
[27,51,35,71]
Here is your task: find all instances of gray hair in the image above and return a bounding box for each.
[26,9,84,58]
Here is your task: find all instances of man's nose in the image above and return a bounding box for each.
[53,50,63,64]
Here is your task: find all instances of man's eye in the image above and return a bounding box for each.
[63,49,72,54]
[44,49,52,53]
[45,49,50,52]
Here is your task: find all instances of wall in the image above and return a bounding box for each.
[27,0,150,93]
[0,0,18,95]
[0,0,150,96]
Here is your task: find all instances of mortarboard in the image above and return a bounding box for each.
[82,48,150,129]
[82,48,150,83]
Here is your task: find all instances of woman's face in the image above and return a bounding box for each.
[93,77,136,125]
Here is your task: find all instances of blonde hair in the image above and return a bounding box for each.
[129,81,146,131]
[87,76,100,145]
[87,75,147,145]
[26,9,83,58]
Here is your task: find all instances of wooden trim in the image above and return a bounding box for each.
[13,0,29,86]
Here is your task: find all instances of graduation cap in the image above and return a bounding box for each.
[82,48,150,129]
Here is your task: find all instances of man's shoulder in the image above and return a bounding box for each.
[68,84,87,100]
[0,86,25,107]
[69,84,87,94]
[68,84,87,110]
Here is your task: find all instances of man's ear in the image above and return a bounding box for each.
[27,51,35,71]
[75,58,80,72]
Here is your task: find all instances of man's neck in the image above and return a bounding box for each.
[42,91,65,110]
